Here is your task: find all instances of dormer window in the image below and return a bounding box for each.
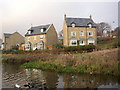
[41,29,44,32]
[28,30,31,34]
[88,24,92,28]
[71,23,76,27]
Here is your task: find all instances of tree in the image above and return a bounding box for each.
[112,27,120,37]
[96,22,111,36]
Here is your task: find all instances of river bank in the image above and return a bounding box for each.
[2,63,119,88]
[2,48,120,76]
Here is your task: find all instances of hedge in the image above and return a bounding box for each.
[64,45,96,52]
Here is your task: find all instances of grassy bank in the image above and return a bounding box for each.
[22,61,120,76]
[2,48,119,76]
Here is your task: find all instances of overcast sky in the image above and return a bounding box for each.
[0,0,119,38]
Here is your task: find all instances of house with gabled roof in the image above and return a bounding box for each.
[25,24,58,50]
[2,32,25,50]
[0,39,3,50]
[63,14,97,46]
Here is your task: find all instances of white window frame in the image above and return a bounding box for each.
[34,36,36,40]
[88,24,92,28]
[33,43,37,50]
[88,32,93,36]
[25,44,31,50]
[88,39,95,45]
[41,29,44,32]
[28,31,31,34]
[71,32,76,36]
[28,37,30,41]
[40,36,43,40]
[80,31,84,36]
[71,23,75,27]
[79,40,85,45]
[70,40,77,46]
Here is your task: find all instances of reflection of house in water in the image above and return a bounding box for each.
[24,69,118,88]
[25,69,44,82]
[43,71,58,88]
[25,24,58,50]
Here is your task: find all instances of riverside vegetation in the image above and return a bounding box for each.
[2,38,120,76]
[2,48,120,76]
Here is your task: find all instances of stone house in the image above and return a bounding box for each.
[63,14,97,46]
[25,24,58,50]
[2,32,25,50]
[0,39,2,50]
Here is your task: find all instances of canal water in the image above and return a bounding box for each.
[2,63,120,89]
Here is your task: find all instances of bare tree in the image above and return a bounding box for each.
[96,22,111,36]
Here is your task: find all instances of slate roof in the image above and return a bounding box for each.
[66,18,96,27]
[4,33,12,38]
[25,24,51,36]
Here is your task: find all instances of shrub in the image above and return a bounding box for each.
[64,45,95,52]
[11,45,19,50]
[97,38,105,44]
[53,43,64,49]
[2,50,24,54]
[2,50,14,54]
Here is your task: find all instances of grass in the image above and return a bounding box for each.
[97,38,119,49]
[22,60,120,76]
[2,48,119,76]
[21,48,120,76]
[2,48,120,76]
[22,62,75,73]
[2,37,120,76]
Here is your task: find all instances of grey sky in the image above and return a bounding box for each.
[0,0,119,38]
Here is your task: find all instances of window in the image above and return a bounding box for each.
[71,23,75,27]
[25,43,31,50]
[80,31,84,36]
[28,31,31,34]
[71,32,76,36]
[28,37,30,41]
[38,41,44,49]
[88,39,94,45]
[34,43,37,48]
[34,36,36,40]
[79,40,85,45]
[88,32,93,36]
[40,36,43,40]
[70,40,77,46]
[41,29,44,32]
[88,24,92,28]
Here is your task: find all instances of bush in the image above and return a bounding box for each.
[53,43,64,49]
[2,50,24,54]
[11,45,19,50]
[97,38,105,44]
[2,50,14,54]
[64,45,95,52]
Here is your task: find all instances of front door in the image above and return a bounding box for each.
[38,41,44,49]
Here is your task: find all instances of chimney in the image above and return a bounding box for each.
[90,15,92,19]
[64,14,66,20]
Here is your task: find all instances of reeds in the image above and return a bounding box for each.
[2,48,119,76]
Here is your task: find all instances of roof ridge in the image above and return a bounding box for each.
[4,33,12,34]
[66,17,91,19]
[65,17,96,27]
[32,24,51,28]
[4,33,12,35]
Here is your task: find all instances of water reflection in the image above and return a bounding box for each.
[2,63,119,88]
